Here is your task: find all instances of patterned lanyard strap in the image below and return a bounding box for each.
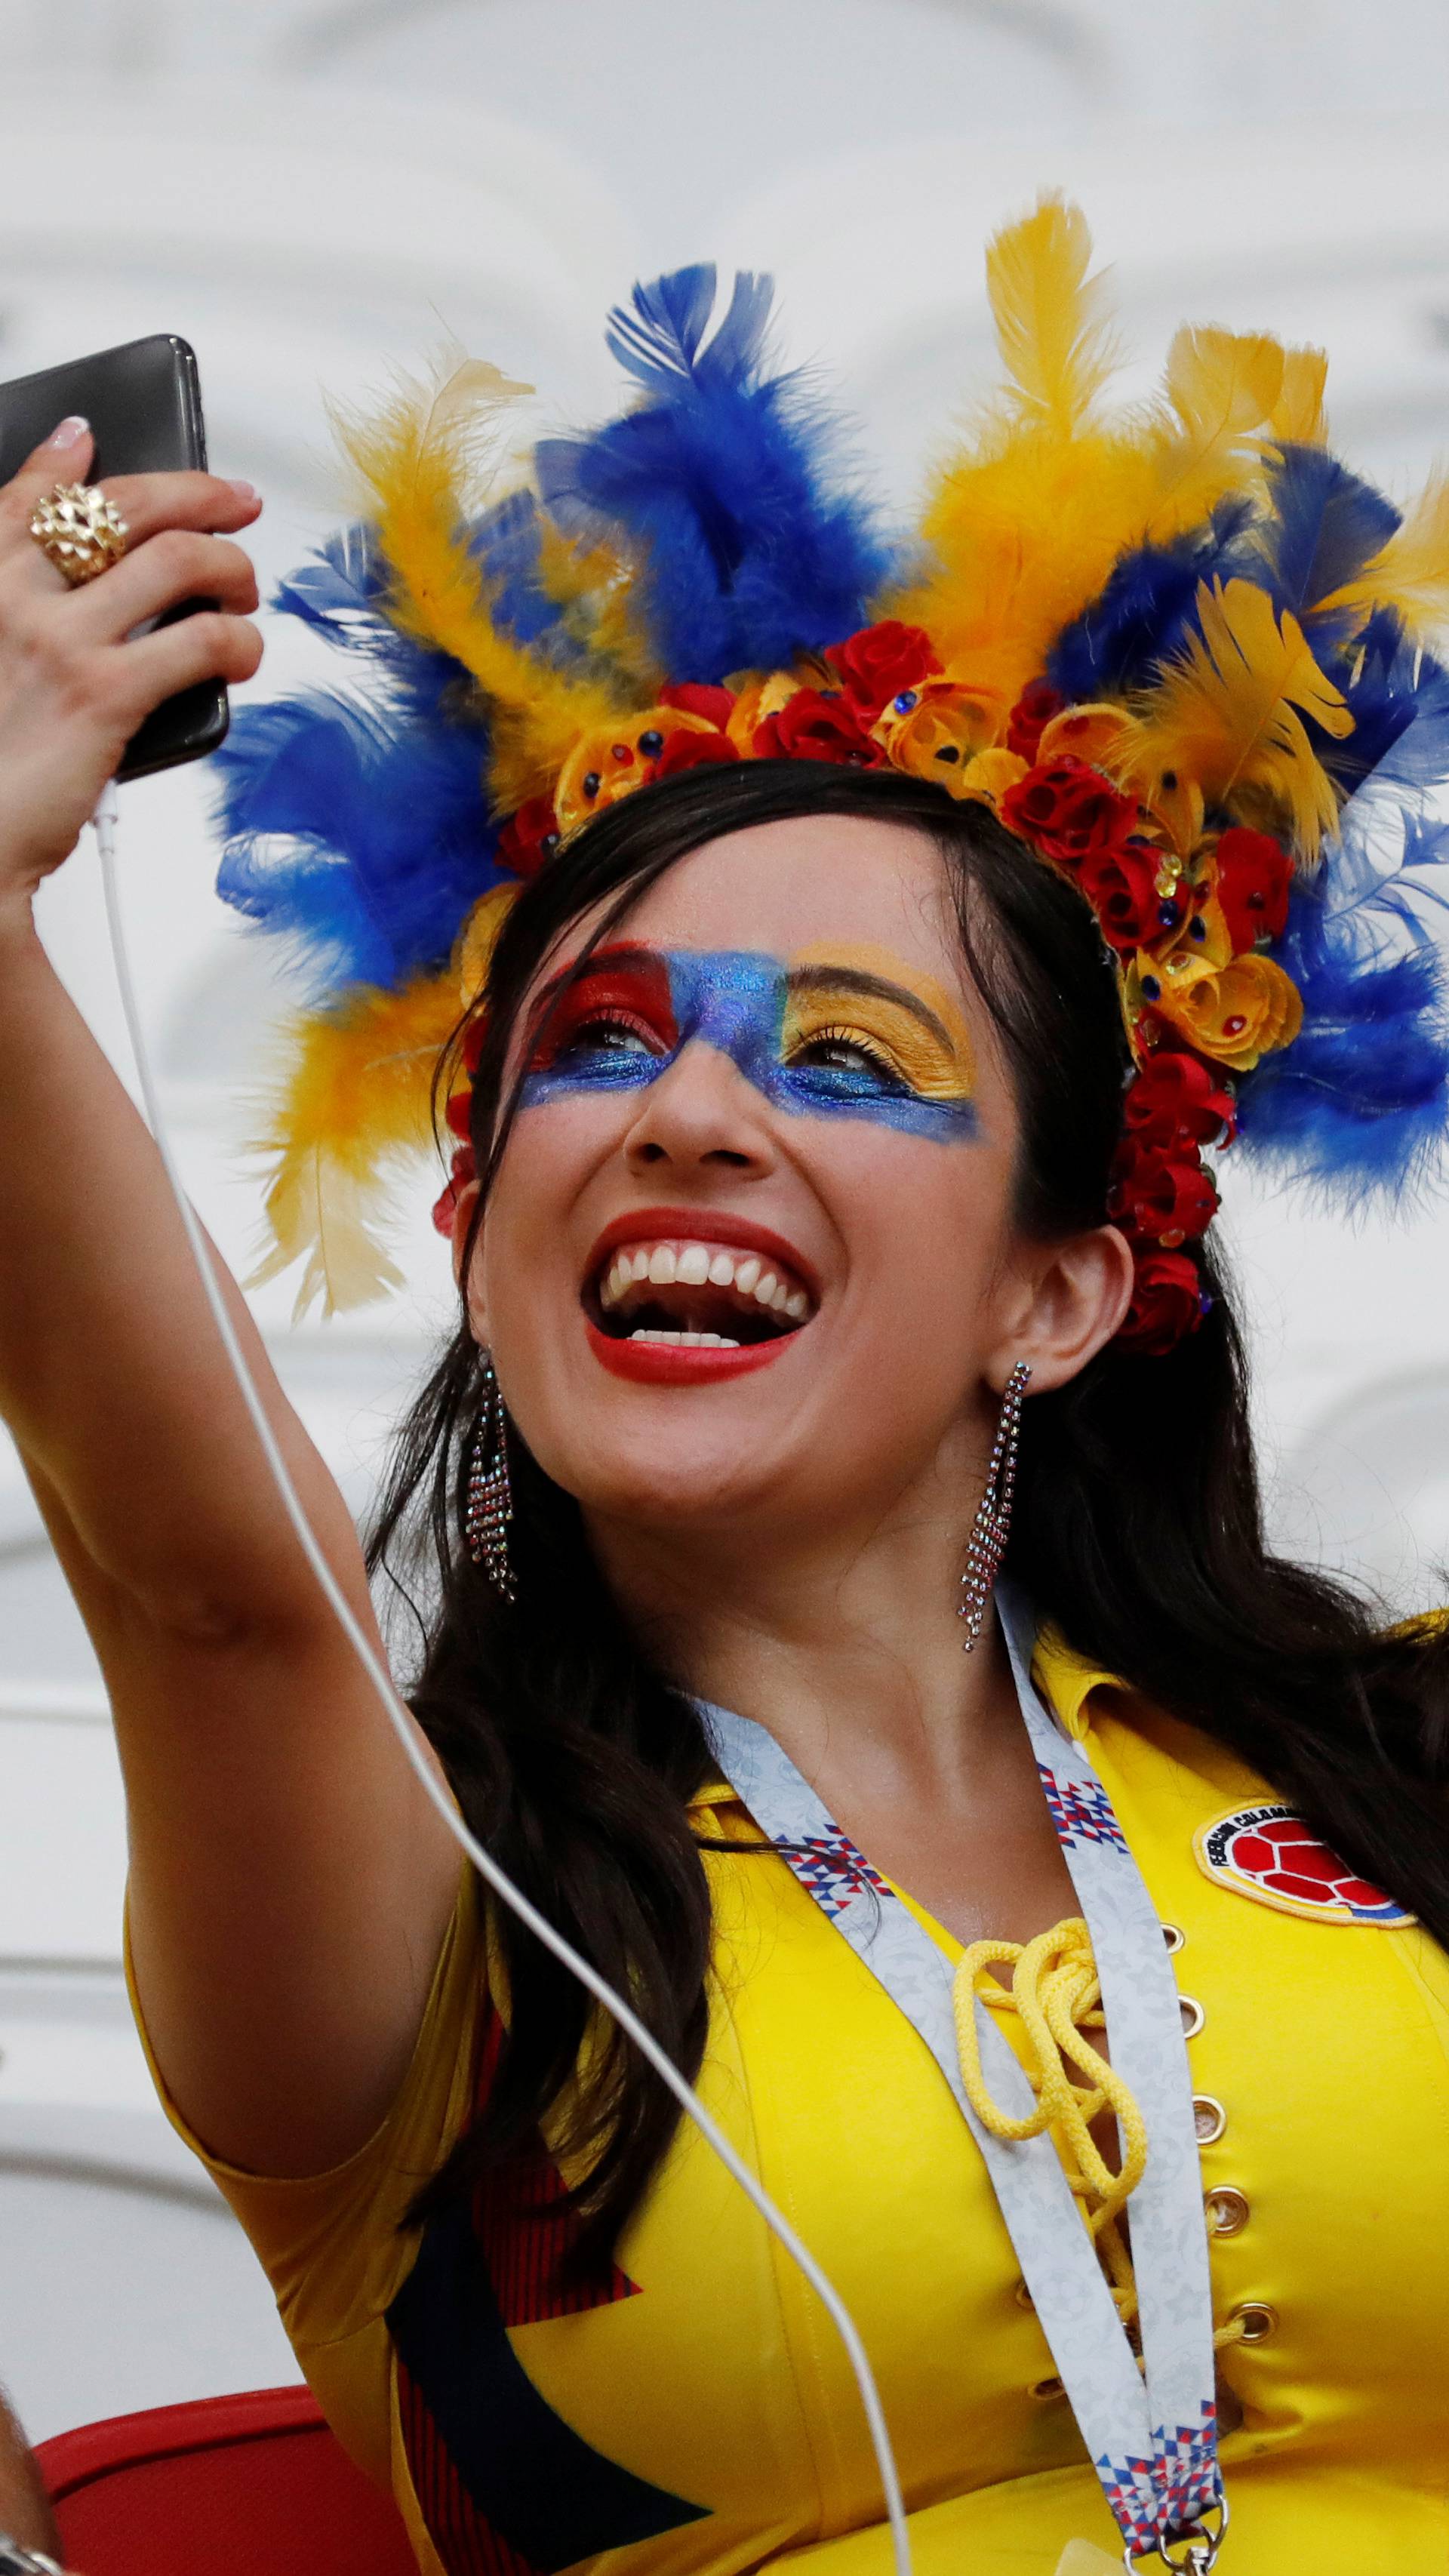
[700,1583,1226,2573]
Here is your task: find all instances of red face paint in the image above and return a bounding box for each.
[525,947,678,1077]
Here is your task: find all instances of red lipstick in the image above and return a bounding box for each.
[585,1322,792,1384]
[583,1205,821,1300]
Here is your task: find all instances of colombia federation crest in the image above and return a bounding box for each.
[1193,1802,1415,1926]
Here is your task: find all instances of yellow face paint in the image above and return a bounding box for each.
[782,941,977,1109]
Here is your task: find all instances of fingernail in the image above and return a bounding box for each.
[226,478,258,499]
[48,414,88,448]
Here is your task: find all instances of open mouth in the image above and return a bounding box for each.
[586,1236,817,1349]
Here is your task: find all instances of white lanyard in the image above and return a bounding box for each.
[700,1583,1225,2571]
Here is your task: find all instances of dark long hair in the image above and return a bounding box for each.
[370,760,1449,2267]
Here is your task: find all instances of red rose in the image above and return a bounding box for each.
[1006,679,1066,761]
[1117,1248,1209,1356]
[659,680,737,730]
[1123,1052,1235,1150]
[649,727,739,780]
[460,1013,487,1076]
[431,1142,475,1238]
[826,620,942,718]
[1214,826,1292,950]
[1076,839,1165,954]
[754,688,886,767]
[1109,1137,1219,1246]
[497,795,560,878]
[1000,756,1140,867]
[445,1088,471,1140]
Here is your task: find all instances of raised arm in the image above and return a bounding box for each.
[0,423,460,2176]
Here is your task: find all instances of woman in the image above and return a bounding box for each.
[2,199,1449,2575]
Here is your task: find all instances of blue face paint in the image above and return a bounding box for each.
[518,946,979,1142]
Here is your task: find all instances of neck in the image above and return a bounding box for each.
[586,1456,1023,1815]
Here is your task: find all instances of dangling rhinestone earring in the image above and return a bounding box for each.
[958,1359,1032,1653]
[465,1352,517,1602]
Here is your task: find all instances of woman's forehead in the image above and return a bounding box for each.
[550,813,966,984]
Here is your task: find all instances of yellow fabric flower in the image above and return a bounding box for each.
[1035,701,1142,774]
[1129,942,1303,1072]
[956,747,1030,808]
[871,677,1004,793]
[553,704,722,833]
[725,670,801,752]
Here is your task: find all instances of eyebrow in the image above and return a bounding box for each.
[786,963,958,1051]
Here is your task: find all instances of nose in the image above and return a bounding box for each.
[620,1039,779,1180]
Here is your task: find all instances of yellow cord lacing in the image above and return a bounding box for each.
[952,1918,1246,2356]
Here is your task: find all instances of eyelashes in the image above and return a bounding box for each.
[544,1008,666,1063]
[525,959,678,1074]
[782,1024,914,1093]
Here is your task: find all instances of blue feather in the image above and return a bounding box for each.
[468,490,571,651]
[272,525,412,665]
[212,690,504,999]
[1236,805,1449,1197]
[1344,632,1449,797]
[1249,444,1398,643]
[534,264,893,683]
[274,510,575,685]
[1305,608,1416,798]
[1046,503,1252,701]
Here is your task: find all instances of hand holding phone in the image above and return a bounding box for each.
[0,334,251,780]
[0,345,263,924]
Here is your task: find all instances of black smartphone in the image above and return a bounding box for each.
[0,333,229,781]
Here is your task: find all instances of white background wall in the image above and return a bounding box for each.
[2,0,1449,2443]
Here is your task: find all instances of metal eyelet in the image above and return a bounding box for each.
[1229,2301,1277,2344]
[1205,2185,1250,2236]
[1193,2093,1226,2145]
[1179,1994,1206,2039]
[1027,2373,1064,2400]
[1161,1922,1186,1953]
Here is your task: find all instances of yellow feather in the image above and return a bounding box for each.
[891,423,1158,706]
[1143,328,1290,540]
[249,974,463,1319]
[985,192,1119,439]
[892,212,1310,707]
[1131,577,1353,860]
[1269,344,1329,447]
[1315,467,1449,639]
[334,356,624,812]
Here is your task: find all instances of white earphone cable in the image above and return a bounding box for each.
[91,779,912,2576]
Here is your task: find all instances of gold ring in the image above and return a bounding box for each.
[28,481,129,586]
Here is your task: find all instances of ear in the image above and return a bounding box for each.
[986,1223,1135,1395]
[451,1180,488,1342]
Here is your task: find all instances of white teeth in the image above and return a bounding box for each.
[629,1328,741,1346]
[599,1239,814,1328]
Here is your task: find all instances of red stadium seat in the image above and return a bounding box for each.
[36,2386,417,2575]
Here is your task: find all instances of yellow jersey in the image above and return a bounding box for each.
[133,1636,1449,2574]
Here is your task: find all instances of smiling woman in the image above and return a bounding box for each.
[7,200,1449,2576]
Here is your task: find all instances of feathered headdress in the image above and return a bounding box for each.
[214,196,1449,1352]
